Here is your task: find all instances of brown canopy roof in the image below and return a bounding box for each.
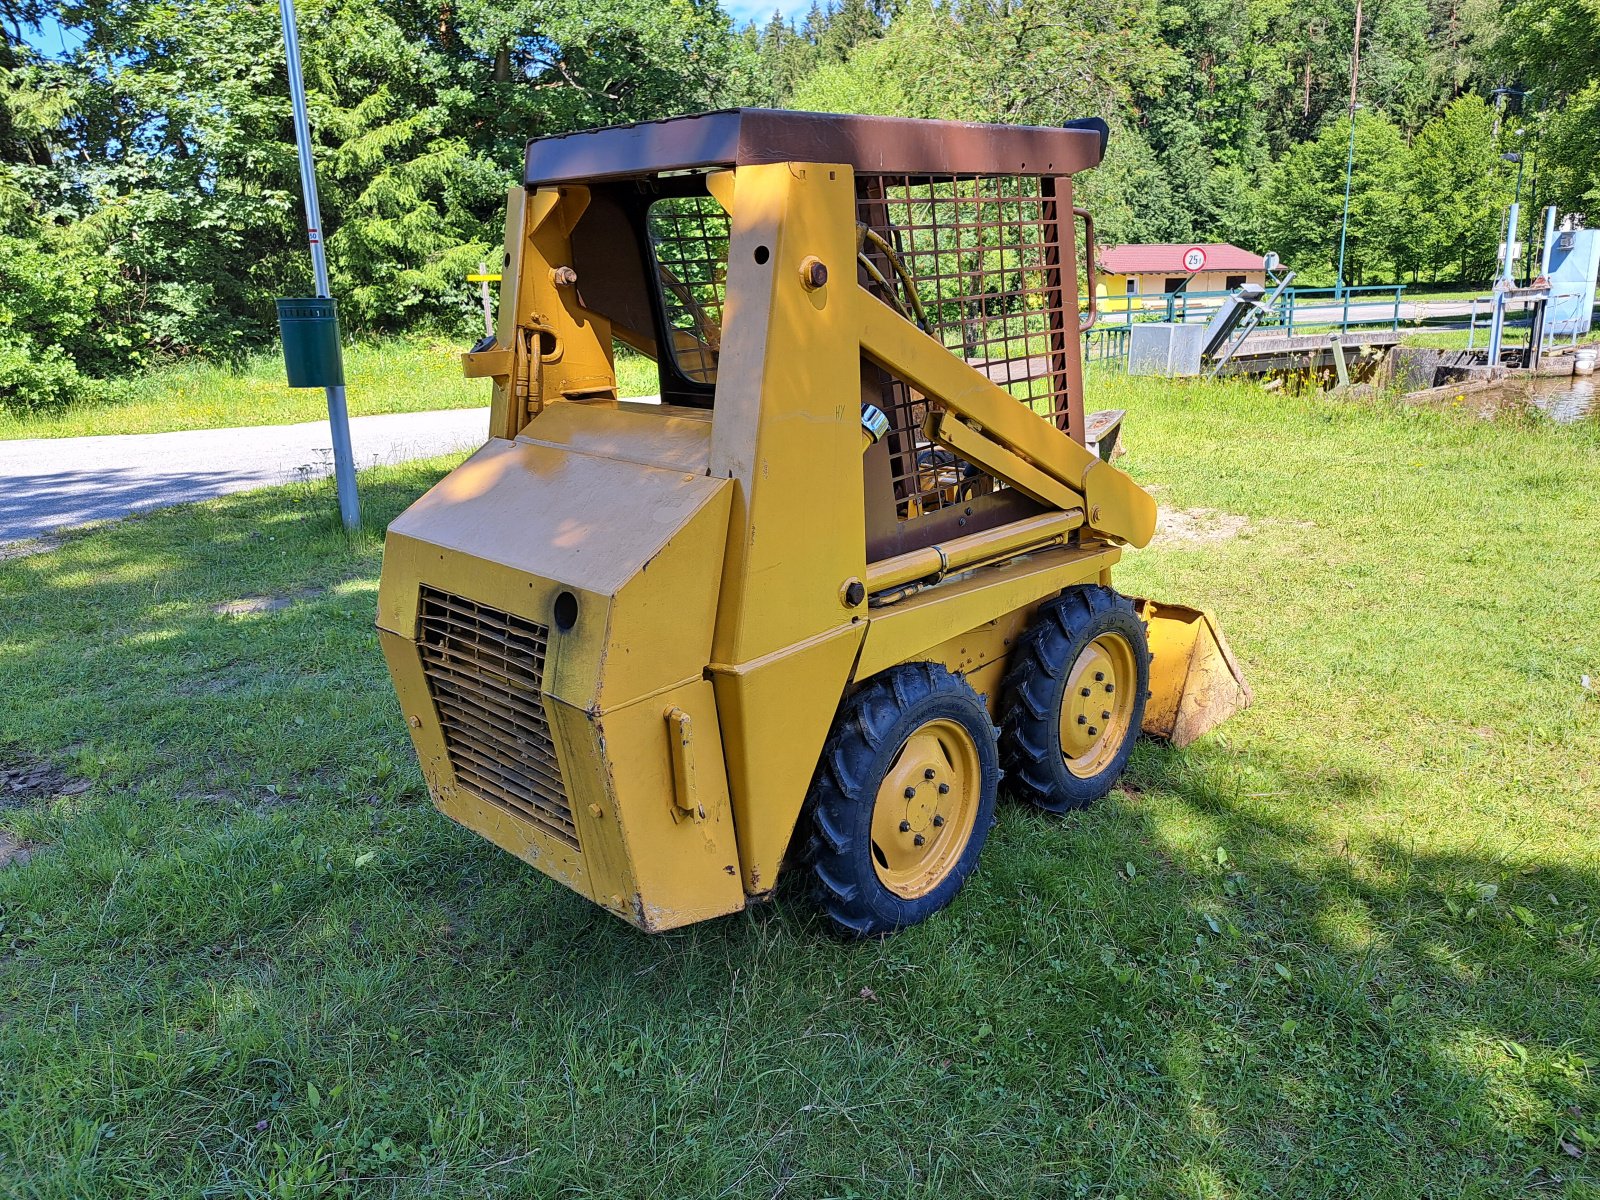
[523,109,1106,186]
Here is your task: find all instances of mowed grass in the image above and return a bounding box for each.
[1,377,1598,1198]
[0,340,660,440]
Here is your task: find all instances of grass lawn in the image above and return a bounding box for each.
[0,340,660,440]
[1401,329,1491,351]
[2,378,1597,1197]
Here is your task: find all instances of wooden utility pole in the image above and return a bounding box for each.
[1349,0,1363,114]
[1334,0,1364,298]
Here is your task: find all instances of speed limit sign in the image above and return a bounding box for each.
[1181,246,1207,272]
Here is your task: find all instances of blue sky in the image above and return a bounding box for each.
[724,0,804,26]
[21,4,801,50]
[21,12,87,57]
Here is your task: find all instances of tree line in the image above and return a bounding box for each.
[0,0,1593,412]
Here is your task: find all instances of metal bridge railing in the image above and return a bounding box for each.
[1083,284,1407,367]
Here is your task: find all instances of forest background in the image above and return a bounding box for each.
[0,0,1595,412]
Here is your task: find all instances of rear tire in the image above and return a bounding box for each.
[803,662,999,937]
[1000,586,1150,813]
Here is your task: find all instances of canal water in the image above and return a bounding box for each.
[1526,374,1596,423]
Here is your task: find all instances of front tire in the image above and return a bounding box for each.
[804,662,1000,937]
[1000,586,1150,813]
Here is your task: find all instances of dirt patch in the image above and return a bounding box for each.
[211,587,324,616]
[1,754,90,810]
[1152,507,1250,548]
[0,535,63,562]
[0,831,37,869]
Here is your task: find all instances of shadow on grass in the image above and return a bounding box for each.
[0,463,1595,1199]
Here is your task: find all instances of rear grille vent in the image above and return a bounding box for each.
[416,586,577,849]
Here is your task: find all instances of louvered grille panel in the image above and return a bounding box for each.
[416,587,577,849]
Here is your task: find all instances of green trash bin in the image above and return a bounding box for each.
[276,297,345,388]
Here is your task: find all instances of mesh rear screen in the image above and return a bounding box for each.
[857,173,1078,521]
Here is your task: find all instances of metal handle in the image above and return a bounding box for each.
[1074,207,1098,332]
[664,706,705,822]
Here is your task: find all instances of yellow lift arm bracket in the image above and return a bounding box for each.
[859,297,1157,549]
[475,185,620,441]
[922,411,1081,512]
[463,186,528,423]
[462,348,512,380]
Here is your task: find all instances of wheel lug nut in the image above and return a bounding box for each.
[913,834,926,846]
[900,820,911,832]
[937,783,950,794]
[932,814,945,827]
[904,786,916,799]
[1088,725,1098,735]
[924,768,936,780]
[1080,687,1091,697]
[1102,710,1111,720]
[1094,671,1105,682]
[1105,683,1115,693]
[1077,715,1087,725]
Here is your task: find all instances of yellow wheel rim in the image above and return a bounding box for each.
[870,718,982,899]
[1058,633,1138,778]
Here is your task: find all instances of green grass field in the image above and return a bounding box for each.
[2,377,1597,1197]
[0,340,660,440]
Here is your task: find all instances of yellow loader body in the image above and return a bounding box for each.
[375,110,1250,932]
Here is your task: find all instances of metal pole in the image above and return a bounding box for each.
[1540,206,1558,353]
[1335,117,1358,302]
[478,261,495,339]
[1501,200,1520,287]
[1488,204,1516,368]
[1334,0,1363,302]
[279,0,359,531]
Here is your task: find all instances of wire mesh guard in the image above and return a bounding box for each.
[857,173,1078,519]
[646,196,730,384]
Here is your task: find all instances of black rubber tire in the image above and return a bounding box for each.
[999,585,1150,813]
[803,662,1000,938]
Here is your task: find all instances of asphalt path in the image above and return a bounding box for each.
[0,407,490,545]
[1285,299,1479,326]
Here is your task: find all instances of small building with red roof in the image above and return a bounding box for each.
[1097,243,1269,300]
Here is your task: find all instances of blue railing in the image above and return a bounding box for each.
[1083,284,1407,366]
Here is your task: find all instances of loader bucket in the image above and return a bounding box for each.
[1136,599,1253,748]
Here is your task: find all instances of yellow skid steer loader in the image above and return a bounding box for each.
[376,110,1250,936]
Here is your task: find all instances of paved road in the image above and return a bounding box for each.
[0,407,489,545]
[1286,299,1479,326]
[1152,298,1481,328]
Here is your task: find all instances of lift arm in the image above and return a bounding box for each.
[858,297,1157,548]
